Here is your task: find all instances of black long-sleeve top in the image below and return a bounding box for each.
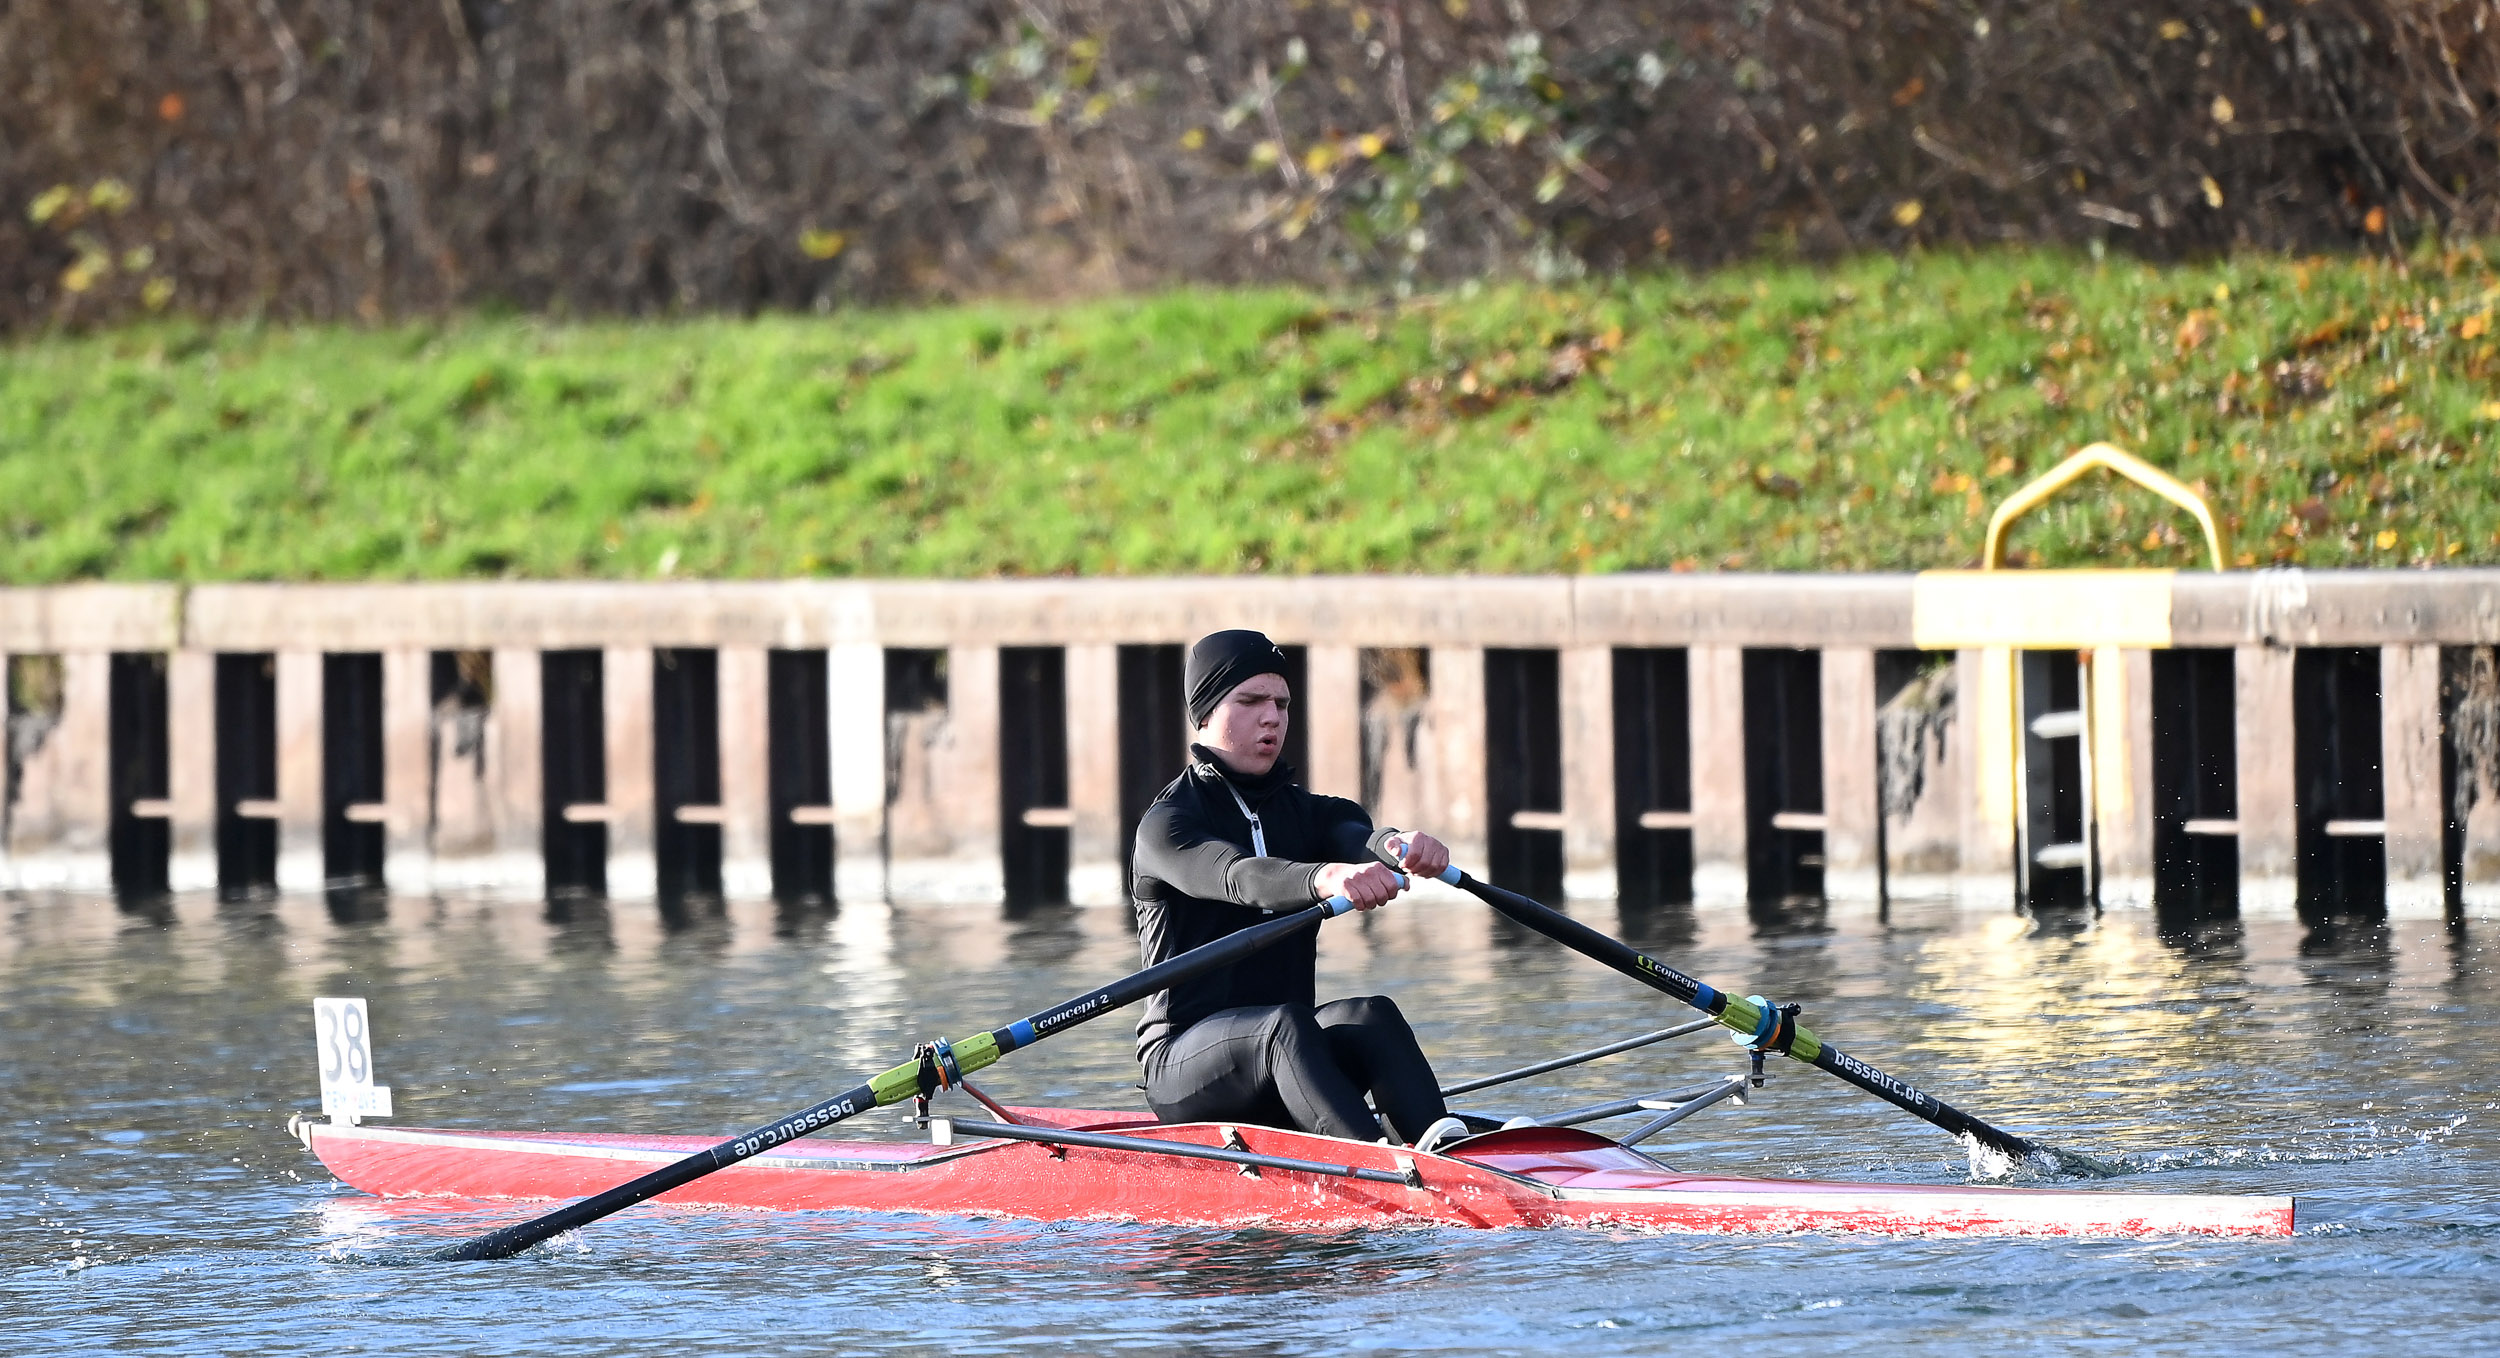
[1130,746,1385,1057]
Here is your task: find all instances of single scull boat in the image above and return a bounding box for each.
[291,1101,2292,1238]
[296,874,2296,1255]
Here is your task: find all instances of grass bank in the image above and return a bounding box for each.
[6,245,2499,582]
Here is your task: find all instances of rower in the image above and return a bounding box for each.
[1131,629,1453,1146]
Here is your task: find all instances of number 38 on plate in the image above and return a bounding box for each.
[313,997,393,1125]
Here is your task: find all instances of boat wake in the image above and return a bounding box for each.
[1967,1110,2471,1184]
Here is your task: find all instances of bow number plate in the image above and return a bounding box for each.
[313,997,394,1125]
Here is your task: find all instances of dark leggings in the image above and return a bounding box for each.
[1141,996,1449,1145]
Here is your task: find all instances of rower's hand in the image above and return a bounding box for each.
[1384,832,1450,880]
[1315,862,1406,911]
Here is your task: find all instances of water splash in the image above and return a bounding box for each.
[2028,1144,2129,1179]
[1960,1132,2019,1181]
[1960,1134,2126,1182]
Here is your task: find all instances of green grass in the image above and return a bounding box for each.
[7,244,2500,582]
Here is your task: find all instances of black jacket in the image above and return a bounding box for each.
[1130,746,1387,1057]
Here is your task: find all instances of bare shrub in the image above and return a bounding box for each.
[5,1,2496,329]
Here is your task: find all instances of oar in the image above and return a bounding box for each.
[1406,859,2094,1171]
[433,887,1384,1261]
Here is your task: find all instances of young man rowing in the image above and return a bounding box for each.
[1130,629,1453,1146]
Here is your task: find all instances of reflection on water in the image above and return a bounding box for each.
[1104,1228,1443,1299]
[2,888,2497,1355]
[1744,895,1832,940]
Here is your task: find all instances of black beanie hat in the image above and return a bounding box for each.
[1185,629,1290,728]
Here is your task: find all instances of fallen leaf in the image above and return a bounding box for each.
[2159,19,2190,39]
[2174,308,2218,351]
[2201,176,2224,208]
[2211,95,2235,124]
[2364,205,2387,234]
[1891,75,1925,106]
[2294,498,2330,525]
[2375,529,2398,550]
[2296,316,2351,352]
[1892,199,1923,227]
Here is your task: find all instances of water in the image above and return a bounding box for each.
[3,889,2497,1355]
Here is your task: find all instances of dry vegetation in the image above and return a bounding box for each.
[9,1,2500,326]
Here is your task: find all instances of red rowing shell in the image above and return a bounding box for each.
[299,1107,2294,1238]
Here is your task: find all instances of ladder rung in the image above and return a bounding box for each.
[2032,842,2090,869]
[2028,710,2086,740]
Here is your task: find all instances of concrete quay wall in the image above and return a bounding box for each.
[2,571,2495,923]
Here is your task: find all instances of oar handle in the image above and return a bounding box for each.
[434,889,1370,1261]
[1385,836,1464,888]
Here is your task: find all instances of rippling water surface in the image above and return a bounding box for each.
[4,889,2497,1355]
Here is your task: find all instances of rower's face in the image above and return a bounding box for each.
[1199,673,1291,774]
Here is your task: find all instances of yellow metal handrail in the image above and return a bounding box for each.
[1980,442,2230,572]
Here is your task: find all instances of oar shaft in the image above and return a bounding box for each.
[435,894,1364,1261]
[1449,870,2038,1161]
[432,1076,885,1262]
